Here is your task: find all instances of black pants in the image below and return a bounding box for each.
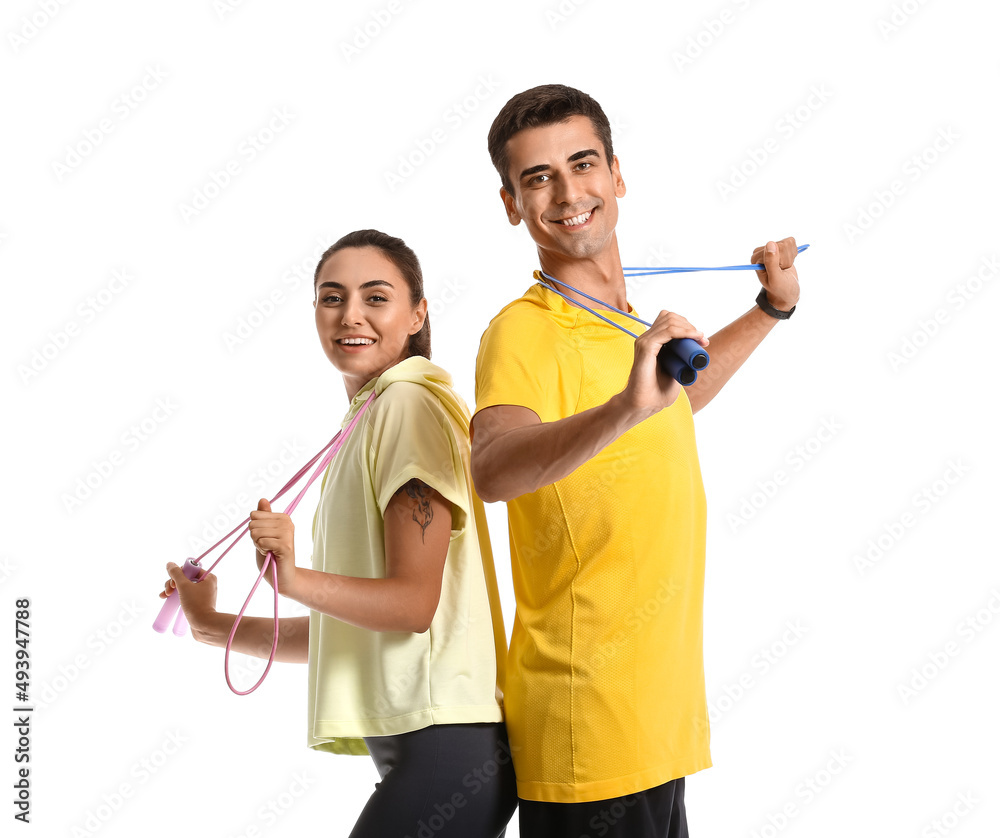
[518,777,688,838]
[350,722,517,838]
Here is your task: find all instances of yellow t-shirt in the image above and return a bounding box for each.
[306,356,507,755]
[474,279,711,803]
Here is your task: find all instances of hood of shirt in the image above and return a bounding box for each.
[345,356,472,435]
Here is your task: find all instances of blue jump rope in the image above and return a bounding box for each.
[537,243,809,385]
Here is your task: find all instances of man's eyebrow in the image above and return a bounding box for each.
[519,163,551,181]
[518,149,601,182]
[316,279,396,290]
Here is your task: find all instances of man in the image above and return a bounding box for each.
[471,84,800,837]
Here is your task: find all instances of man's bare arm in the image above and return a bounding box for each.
[686,237,801,414]
[471,400,641,502]
[472,310,704,502]
[686,305,780,413]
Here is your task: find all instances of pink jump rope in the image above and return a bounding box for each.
[153,391,376,695]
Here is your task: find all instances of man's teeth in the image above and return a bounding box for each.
[339,338,374,345]
[559,211,592,226]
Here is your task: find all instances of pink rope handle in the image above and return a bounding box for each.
[222,390,376,695]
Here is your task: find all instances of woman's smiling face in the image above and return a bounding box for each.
[313,246,426,397]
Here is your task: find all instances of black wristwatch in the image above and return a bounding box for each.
[755,288,796,320]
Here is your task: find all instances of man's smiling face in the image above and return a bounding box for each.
[500,114,626,265]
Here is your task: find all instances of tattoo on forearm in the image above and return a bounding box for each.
[401,479,433,543]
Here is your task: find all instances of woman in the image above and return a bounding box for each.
[162,229,516,837]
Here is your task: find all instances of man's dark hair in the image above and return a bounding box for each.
[314,229,430,360]
[487,84,614,195]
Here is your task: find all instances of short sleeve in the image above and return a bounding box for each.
[475,305,582,424]
[368,382,469,532]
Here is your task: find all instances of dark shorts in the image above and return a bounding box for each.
[351,722,517,838]
[518,777,688,838]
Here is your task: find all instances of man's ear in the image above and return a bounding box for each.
[611,155,626,199]
[500,186,522,227]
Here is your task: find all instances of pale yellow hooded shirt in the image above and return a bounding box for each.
[306,356,506,755]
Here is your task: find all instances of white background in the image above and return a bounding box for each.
[3,0,998,836]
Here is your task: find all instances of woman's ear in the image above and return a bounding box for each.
[410,298,428,335]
